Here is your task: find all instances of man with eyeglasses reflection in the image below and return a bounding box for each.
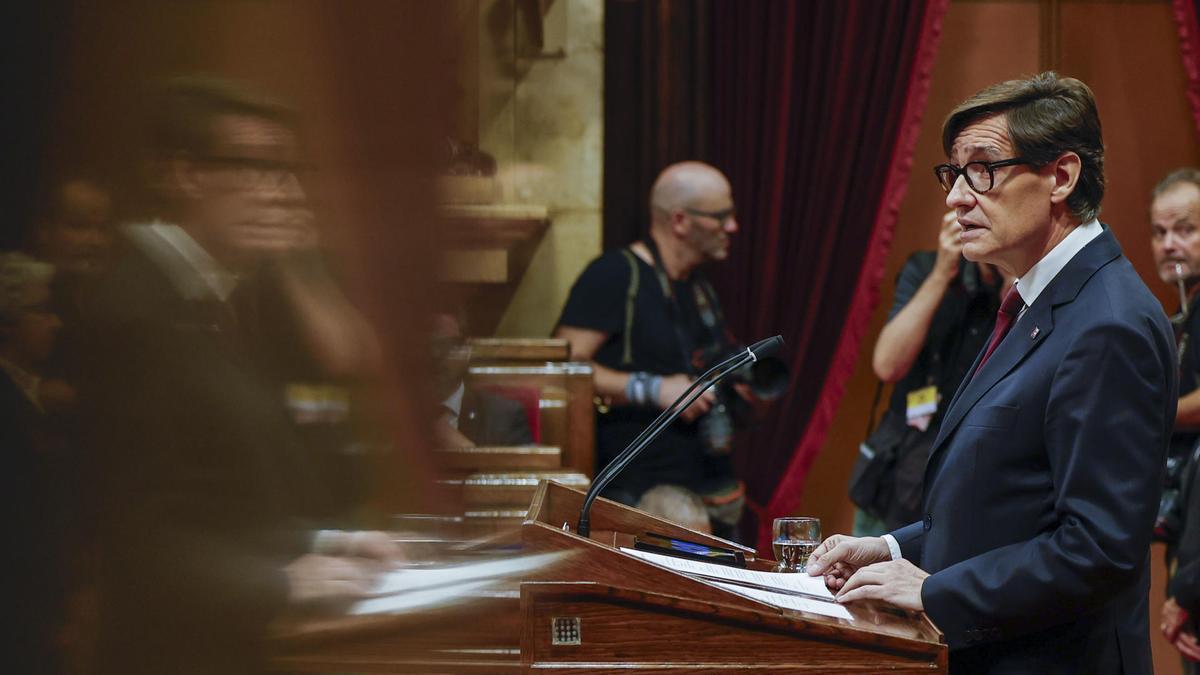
[81,76,393,675]
[1151,168,1200,669]
[808,72,1175,674]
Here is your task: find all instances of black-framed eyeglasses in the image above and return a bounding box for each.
[193,155,313,188]
[684,206,736,222]
[933,158,1030,194]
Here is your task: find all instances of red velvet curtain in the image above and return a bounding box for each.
[706,0,949,551]
[604,0,714,249]
[1174,0,1200,134]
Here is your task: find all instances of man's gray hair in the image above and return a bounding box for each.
[943,72,1104,223]
[1152,168,1200,201]
[0,252,54,327]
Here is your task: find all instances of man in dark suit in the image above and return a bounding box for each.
[82,77,397,675]
[807,72,1176,674]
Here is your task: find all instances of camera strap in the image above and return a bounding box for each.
[1175,292,1200,392]
[643,238,725,377]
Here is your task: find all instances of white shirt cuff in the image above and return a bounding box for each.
[881,533,902,561]
[312,529,345,554]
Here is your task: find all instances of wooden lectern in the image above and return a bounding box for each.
[271,480,945,673]
[518,480,946,673]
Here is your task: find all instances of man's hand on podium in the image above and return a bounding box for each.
[806,535,928,611]
[284,554,376,604]
[805,534,890,591]
[291,529,410,604]
[346,531,408,566]
[834,559,928,612]
[314,529,408,566]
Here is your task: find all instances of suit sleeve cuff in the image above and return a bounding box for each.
[881,533,902,561]
[312,529,346,554]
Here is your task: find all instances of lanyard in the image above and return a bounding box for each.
[642,238,724,376]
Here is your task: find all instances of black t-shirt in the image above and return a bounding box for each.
[885,252,1001,418]
[1169,293,1200,459]
[1166,294,1200,602]
[1178,294,1200,398]
[557,247,729,499]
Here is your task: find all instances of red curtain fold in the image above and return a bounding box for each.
[1173,0,1200,134]
[603,0,713,249]
[707,0,949,552]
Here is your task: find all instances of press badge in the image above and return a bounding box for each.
[906,385,938,431]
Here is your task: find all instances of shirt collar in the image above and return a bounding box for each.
[1014,219,1103,308]
[127,221,239,302]
[442,381,465,421]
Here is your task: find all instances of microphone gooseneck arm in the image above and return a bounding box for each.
[575,335,783,537]
[598,348,753,476]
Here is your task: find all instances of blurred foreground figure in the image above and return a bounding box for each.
[1,252,68,674]
[82,77,395,675]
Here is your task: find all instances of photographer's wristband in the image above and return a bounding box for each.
[625,372,663,408]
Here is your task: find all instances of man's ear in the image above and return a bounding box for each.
[1048,151,1082,207]
[669,209,691,238]
[164,156,206,200]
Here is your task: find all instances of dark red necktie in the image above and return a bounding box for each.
[974,286,1025,376]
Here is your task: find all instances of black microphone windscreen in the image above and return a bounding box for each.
[749,335,784,360]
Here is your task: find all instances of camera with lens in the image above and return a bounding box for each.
[696,346,789,455]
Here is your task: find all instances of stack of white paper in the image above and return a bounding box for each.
[350,551,565,616]
[619,547,853,621]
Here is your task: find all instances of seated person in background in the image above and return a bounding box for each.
[1,252,70,675]
[635,484,713,535]
[432,309,534,447]
[33,177,115,281]
[27,176,115,415]
[855,210,1006,536]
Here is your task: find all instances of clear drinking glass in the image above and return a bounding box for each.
[773,517,821,573]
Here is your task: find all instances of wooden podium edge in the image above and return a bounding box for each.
[521,480,946,653]
[519,581,948,671]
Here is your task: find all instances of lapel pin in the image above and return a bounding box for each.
[1030,326,1040,340]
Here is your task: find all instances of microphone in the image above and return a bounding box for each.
[575,335,785,537]
[746,335,784,360]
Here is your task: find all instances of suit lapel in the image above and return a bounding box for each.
[932,302,1054,454]
[923,227,1124,484]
